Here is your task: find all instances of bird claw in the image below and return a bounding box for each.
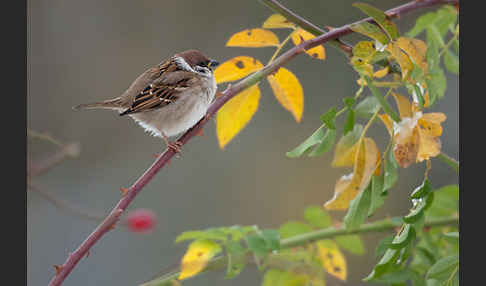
[167,141,183,153]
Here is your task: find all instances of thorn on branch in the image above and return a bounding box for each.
[53,264,63,275]
[196,129,205,139]
[120,187,129,196]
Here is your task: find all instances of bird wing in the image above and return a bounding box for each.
[120,61,196,116]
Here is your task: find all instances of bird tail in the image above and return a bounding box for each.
[72,98,124,111]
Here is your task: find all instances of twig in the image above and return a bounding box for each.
[28,183,106,223]
[260,0,353,57]
[28,142,81,177]
[140,216,458,286]
[28,129,64,147]
[47,1,458,285]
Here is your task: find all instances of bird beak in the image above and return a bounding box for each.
[208,59,220,69]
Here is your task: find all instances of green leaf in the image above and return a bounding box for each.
[444,50,459,74]
[364,76,400,122]
[262,269,308,286]
[415,246,437,267]
[344,97,356,108]
[414,84,425,109]
[364,248,400,281]
[320,107,337,129]
[427,25,445,47]
[407,12,439,37]
[279,221,313,239]
[308,128,336,157]
[434,7,458,36]
[286,128,324,158]
[335,234,365,255]
[426,255,459,280]
[224,240,247,279]
[427,185,459,218]
[344,109,355,135]
[353,3,399,40]
[403,197,428,224]
[261,229,280,251]
[375,235,394,258]
[175,229,227,243]
[344,183,372,230]
[411,179,432,199]
[245,234,268,258]
[369,174,386,217]
[426,67,446,105]
[453,38,459,53]
[383,148,399,192]
[350,21,389,45]
[303,206,331,228]
[426,31,440,70]
[372,269,413,284]
[355,96,380,119]
[390,224,416,249]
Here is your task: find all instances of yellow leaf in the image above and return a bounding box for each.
[291,28,326,60]
[352,41,376,60]
[416,112,446,162]
[373,66,389,78]
[418,113,446,137]
[416,128,441,162]
[392,93,413,119]
[267,67,304,122]
[325,138,379,210]
[317,240,347,280]
[226,28,280,47]
[214,56,264,84]
[178,239,222,280]
[378,114,393,136]
[395,37,428,72]
[332,141,359,168]
[387,42,413,79]
[216,84,261,149]
[262,14,295,29]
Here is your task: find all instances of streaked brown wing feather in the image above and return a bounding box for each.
[120,65,194,116]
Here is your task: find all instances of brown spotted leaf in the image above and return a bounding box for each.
[291,28,326,60]
[214,56,264,84]
[262,14,296,29]
[317,240,347,280]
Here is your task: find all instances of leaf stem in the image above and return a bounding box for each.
[268,32,294,64]
[436,152,459,173]
[438,24,459,57]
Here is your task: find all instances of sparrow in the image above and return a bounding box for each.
[73,49,219,152]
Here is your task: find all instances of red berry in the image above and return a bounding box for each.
[126,209,156,233]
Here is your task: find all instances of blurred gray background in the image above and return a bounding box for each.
[27,0,458,285]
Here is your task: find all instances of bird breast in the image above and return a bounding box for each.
[129,76,217,138]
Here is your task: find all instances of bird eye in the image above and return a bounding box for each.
[196,65,209,74]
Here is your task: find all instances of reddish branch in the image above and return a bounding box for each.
[47,0,458,285]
